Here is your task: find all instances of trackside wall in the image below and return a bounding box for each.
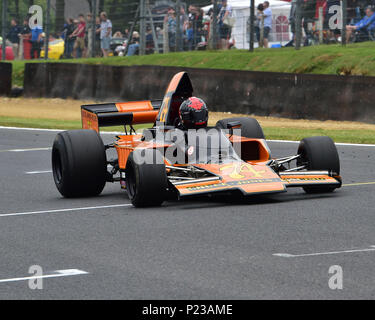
[23,63,375,123]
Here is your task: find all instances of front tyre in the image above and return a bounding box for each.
[297,136,340,194]
[52,129,107,197]
[125,149,168,207]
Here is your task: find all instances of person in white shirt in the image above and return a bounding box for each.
[262,1,272,48]
[98,12,112,57]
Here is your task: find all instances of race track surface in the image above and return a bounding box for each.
[0,127,374,299]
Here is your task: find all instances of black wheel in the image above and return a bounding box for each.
[297,136,340,194]
[52,129,107,197]
[216,117,265,139]
[125,149,168,207]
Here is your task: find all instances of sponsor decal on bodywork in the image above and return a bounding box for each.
[186,178,282,191]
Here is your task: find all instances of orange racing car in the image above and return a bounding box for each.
[51,72,342,207]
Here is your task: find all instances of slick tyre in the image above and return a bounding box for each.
[52,129,107,197]
[125,149,168,207]
[297,136,340,194]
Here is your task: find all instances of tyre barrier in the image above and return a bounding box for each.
[0,63,12,96]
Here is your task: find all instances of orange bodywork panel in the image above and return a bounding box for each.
[82,109,99,132]
[280,174,341,187]
[176,162,286,196]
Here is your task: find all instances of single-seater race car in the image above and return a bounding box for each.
[51,72,342,207]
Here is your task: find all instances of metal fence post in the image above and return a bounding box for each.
[175,0,181,51]
[249,0,254,52]
[1,0,7,61]
[44,0,51,60]
[259,15,264,48]
[318,6,323,44]
[91,0,97,58]
[212,0,218,50]
[295,0,303,50]
[341,0,347,46]
[139,0,146,55]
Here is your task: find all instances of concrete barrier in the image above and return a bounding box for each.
[0,63,12,96]
[23,63,375,123]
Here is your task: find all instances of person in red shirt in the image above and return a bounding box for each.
[70,14,86,58]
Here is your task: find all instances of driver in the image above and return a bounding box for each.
[176,97,208,130]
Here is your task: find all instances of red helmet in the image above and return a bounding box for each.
[179,97,208,129]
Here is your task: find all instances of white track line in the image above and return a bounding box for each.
[0,147,51,153]
[25,170,52,175]
[0,269,88,284]
[0,204,133,218]
[273,246,375,258]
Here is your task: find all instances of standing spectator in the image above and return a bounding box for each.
[99,12,112,57]
[63,18,75,58]
[186,21,194,50]
[19,18,31,59]
[71,14,86,58]
[145,27,154,54]
[30,23,43,59]
[285,0,296,47]
[188,5,203,48]
[218,0,233,49]
[255,3,265,46]
[262,1,272,48]
[166,8,177,52]
[6,19,21,60]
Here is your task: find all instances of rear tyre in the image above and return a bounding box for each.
[125,149,168,207]
[297,136,340,194]
[216,117,265,139]
[52,129,107,197]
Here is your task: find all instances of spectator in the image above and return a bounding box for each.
[99,12,112,57]
[262,1,272,48]
[166,8,177,52]
[127,31,139,56]
[188,5,203,48]
[63,18,75,58]
[346,6,375,42]
[145,27,154,54]
[71,14,86,58]
[113,31,123,38]
[19,18,31,59]
[186,22,194,50]
[218,0,233,49]
[124,28,130,40]
[30,22,43,59]
[6,18,21,60]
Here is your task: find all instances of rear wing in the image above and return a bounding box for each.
[81,100,162,132]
